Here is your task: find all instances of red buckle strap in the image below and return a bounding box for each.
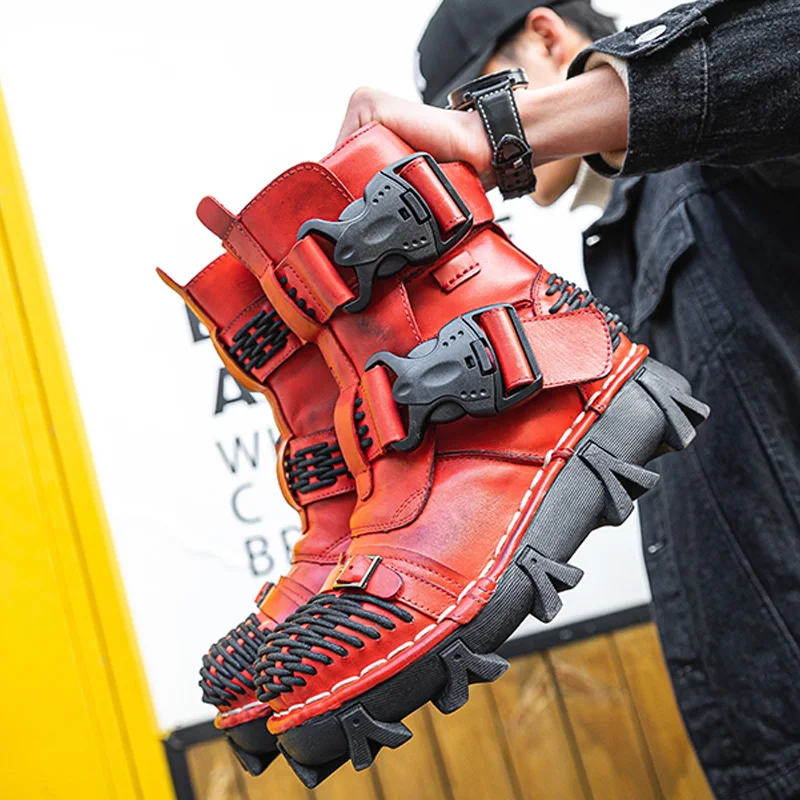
[322,554,403,599]
[399,157,468,236]
[480,306,536,391]
[293,153,483,314]
[440,162,493,227]
[197,154,493,340]
[254,581,275,607]
[357,304,613,454]
[474,304,614,393]
[518,309,613,390]
[257,575,316,620]
[360,367,407,452]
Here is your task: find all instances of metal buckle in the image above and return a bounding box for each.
[331,555,383,591]
[364,304,543,452]
[296,153,473,313]
[492,134,532,170]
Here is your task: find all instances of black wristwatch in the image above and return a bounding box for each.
[447,68,536,200]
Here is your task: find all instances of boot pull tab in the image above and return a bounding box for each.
[197,196,236,240]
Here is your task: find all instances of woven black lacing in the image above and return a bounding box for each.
[253,593,413,702]
[199,613,269,707]
[228,308,290,373]
[353,396,373,451]
[545,273,628,349]
[285,441,349,494]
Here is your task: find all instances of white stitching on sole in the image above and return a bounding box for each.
[219,700,265,720]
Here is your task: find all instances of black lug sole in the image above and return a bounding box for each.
[275,357,709,786]
[224,716,280,776]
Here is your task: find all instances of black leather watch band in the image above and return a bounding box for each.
[448,69,536,200]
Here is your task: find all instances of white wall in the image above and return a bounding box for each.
[0,0,675,731]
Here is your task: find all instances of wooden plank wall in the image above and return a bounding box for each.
[184,623,712,800]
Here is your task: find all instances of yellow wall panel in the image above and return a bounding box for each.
[0,85,174,799]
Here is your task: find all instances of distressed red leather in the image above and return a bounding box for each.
[193,124,650,735]
[158,253,354,737]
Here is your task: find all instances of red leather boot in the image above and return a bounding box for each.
[158,252,354,774]
[197,123,709,786]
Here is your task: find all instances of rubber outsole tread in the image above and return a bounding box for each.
[339,704,413,770]
[272,356,710,782]
[578,441,660,526]
[432,640,510,714]
[278,743,348,788]
[515,545,584,623]
[226,732,280,776]
[637,364,710,451]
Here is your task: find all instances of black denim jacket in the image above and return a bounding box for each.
[568,3,800,799]
[570,0,800,176]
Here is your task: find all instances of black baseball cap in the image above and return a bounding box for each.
[416,0,595,107]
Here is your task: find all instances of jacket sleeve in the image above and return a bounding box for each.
[567,0,800,177]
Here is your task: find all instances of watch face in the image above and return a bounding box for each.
[447,67,529,110]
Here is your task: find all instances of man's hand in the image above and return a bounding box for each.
[336,87,494,187]
[336,68,628,190]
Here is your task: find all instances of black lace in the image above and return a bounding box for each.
[228,309,290,373]
[285,441,349,494]
[545,273,628,349]
[199,613,269,708]
[353,396,373,451]
[253,593,413,702]
[278,275,317,319]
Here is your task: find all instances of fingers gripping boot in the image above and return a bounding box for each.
[158,253,354,773]
[195,123,709,782]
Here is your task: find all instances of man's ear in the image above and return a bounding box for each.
[524,7,572,69]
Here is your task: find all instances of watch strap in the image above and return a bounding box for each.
[473,87,535,199]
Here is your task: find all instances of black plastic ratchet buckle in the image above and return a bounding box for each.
[296,153,473,313]
[364,304,543,452]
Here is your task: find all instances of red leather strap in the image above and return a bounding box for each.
[523,309,613,389]
[321,555,403,599]
[400,159,494,232]
[258,574,316,620]
[197,198,335,343]
[353,305,614,461]
[253,581,275,607]
[400,158,466,236]
[199,156,494,343]
[481,305,613,392]
[480,306,535,391]
[360,367,406,451]
[431,250,481,293]
[440,162,493,227]
[197,195,235,241]
[276,236,353,326]
[271,159,493,334]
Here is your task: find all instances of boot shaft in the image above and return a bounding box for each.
[196,124,633,540]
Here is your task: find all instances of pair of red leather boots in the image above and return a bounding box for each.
[160,123,708,787]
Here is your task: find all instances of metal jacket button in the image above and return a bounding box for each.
[635,24,667,44]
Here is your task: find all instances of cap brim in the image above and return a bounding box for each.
[426,40,497,108]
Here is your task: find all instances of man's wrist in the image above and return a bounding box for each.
[459,108,495,188]
[454,66,628,189]
[515,66,629,166]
